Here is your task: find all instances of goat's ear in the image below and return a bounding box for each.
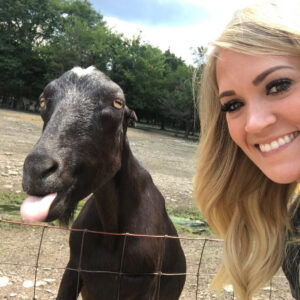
[125,106,138,127]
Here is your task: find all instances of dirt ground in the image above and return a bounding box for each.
[0,109,294,299]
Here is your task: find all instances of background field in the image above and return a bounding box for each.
[0,109,293,299]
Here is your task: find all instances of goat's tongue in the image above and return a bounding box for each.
[20,193,57,223]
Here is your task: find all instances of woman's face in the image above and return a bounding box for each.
[216,50,300,183]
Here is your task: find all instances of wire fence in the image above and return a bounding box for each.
[0,219,294,300]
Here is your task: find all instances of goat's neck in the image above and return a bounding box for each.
[93,138,141,233]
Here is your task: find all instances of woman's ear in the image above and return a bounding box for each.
[125,106,138,127]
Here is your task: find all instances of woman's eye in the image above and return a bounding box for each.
[266,78,292,95]
[221,100,244,113]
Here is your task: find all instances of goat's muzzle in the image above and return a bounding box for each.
[23,152,59,195]
[21,151,63,222]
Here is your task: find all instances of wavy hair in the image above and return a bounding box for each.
[194,1,300,299]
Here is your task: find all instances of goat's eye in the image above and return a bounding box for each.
[113,99,123,109]
[40,97,46,109]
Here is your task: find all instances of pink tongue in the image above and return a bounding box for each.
[20,193,57,222]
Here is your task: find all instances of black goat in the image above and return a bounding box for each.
[21,66,186,300]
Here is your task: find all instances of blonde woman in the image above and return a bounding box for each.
[194,1,300,299]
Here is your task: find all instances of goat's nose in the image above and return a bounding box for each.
[23,152,59,194]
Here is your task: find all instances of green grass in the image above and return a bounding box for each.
[167,206,211,236]
[0,192,211,236]
[0,192,25,218]
[167,206,205,221]
[0,192,26,228]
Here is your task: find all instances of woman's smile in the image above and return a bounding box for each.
[256,131,299,153]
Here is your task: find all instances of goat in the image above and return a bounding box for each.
[21,66,186,300]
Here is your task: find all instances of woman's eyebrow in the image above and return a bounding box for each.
[252,65,294,85]
[219,90,236,99]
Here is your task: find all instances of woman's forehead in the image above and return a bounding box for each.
[216,50,299,86]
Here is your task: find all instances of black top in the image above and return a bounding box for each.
[282,200,300,299]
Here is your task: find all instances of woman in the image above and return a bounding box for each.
[194,1,300,299]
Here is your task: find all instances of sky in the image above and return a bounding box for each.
[89,0,260,65]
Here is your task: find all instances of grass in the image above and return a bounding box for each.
[0,192,26,228]
[167,206,211,236]
[0,192,25,219]
[0,192,210,236]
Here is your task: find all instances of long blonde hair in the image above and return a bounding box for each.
[194,1,300,299]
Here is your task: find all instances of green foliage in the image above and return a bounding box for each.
[108,37,166,117]
[0,0,58,100]
[0,0,206,134]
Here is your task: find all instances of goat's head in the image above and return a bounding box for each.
[21,66,137,224]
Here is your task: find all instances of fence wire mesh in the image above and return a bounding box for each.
[0,219,294,300]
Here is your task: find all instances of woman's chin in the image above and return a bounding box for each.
[262,169,300,185]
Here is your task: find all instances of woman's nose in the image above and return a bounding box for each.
[245,102,276,133]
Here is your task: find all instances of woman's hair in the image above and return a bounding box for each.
[194,1,300,299]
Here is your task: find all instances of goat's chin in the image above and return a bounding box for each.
[47,185,93,225]
[45,188,80,225]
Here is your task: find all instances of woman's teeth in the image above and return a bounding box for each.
[259,132,299,153]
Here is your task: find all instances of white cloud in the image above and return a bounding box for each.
[104,0,261,65]
[179,0,259,11]
[104,16,214,65]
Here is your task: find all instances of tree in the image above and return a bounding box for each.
[157,50,198,136]
[191,46,207,134]
[39,0,107,81]
[59,0,103,28]
[0,0,59,103]
[160,59,195,135]
[107,36,165,122]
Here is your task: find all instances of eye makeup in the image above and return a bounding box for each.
[221,100,244,113]
[266,78,293,95]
